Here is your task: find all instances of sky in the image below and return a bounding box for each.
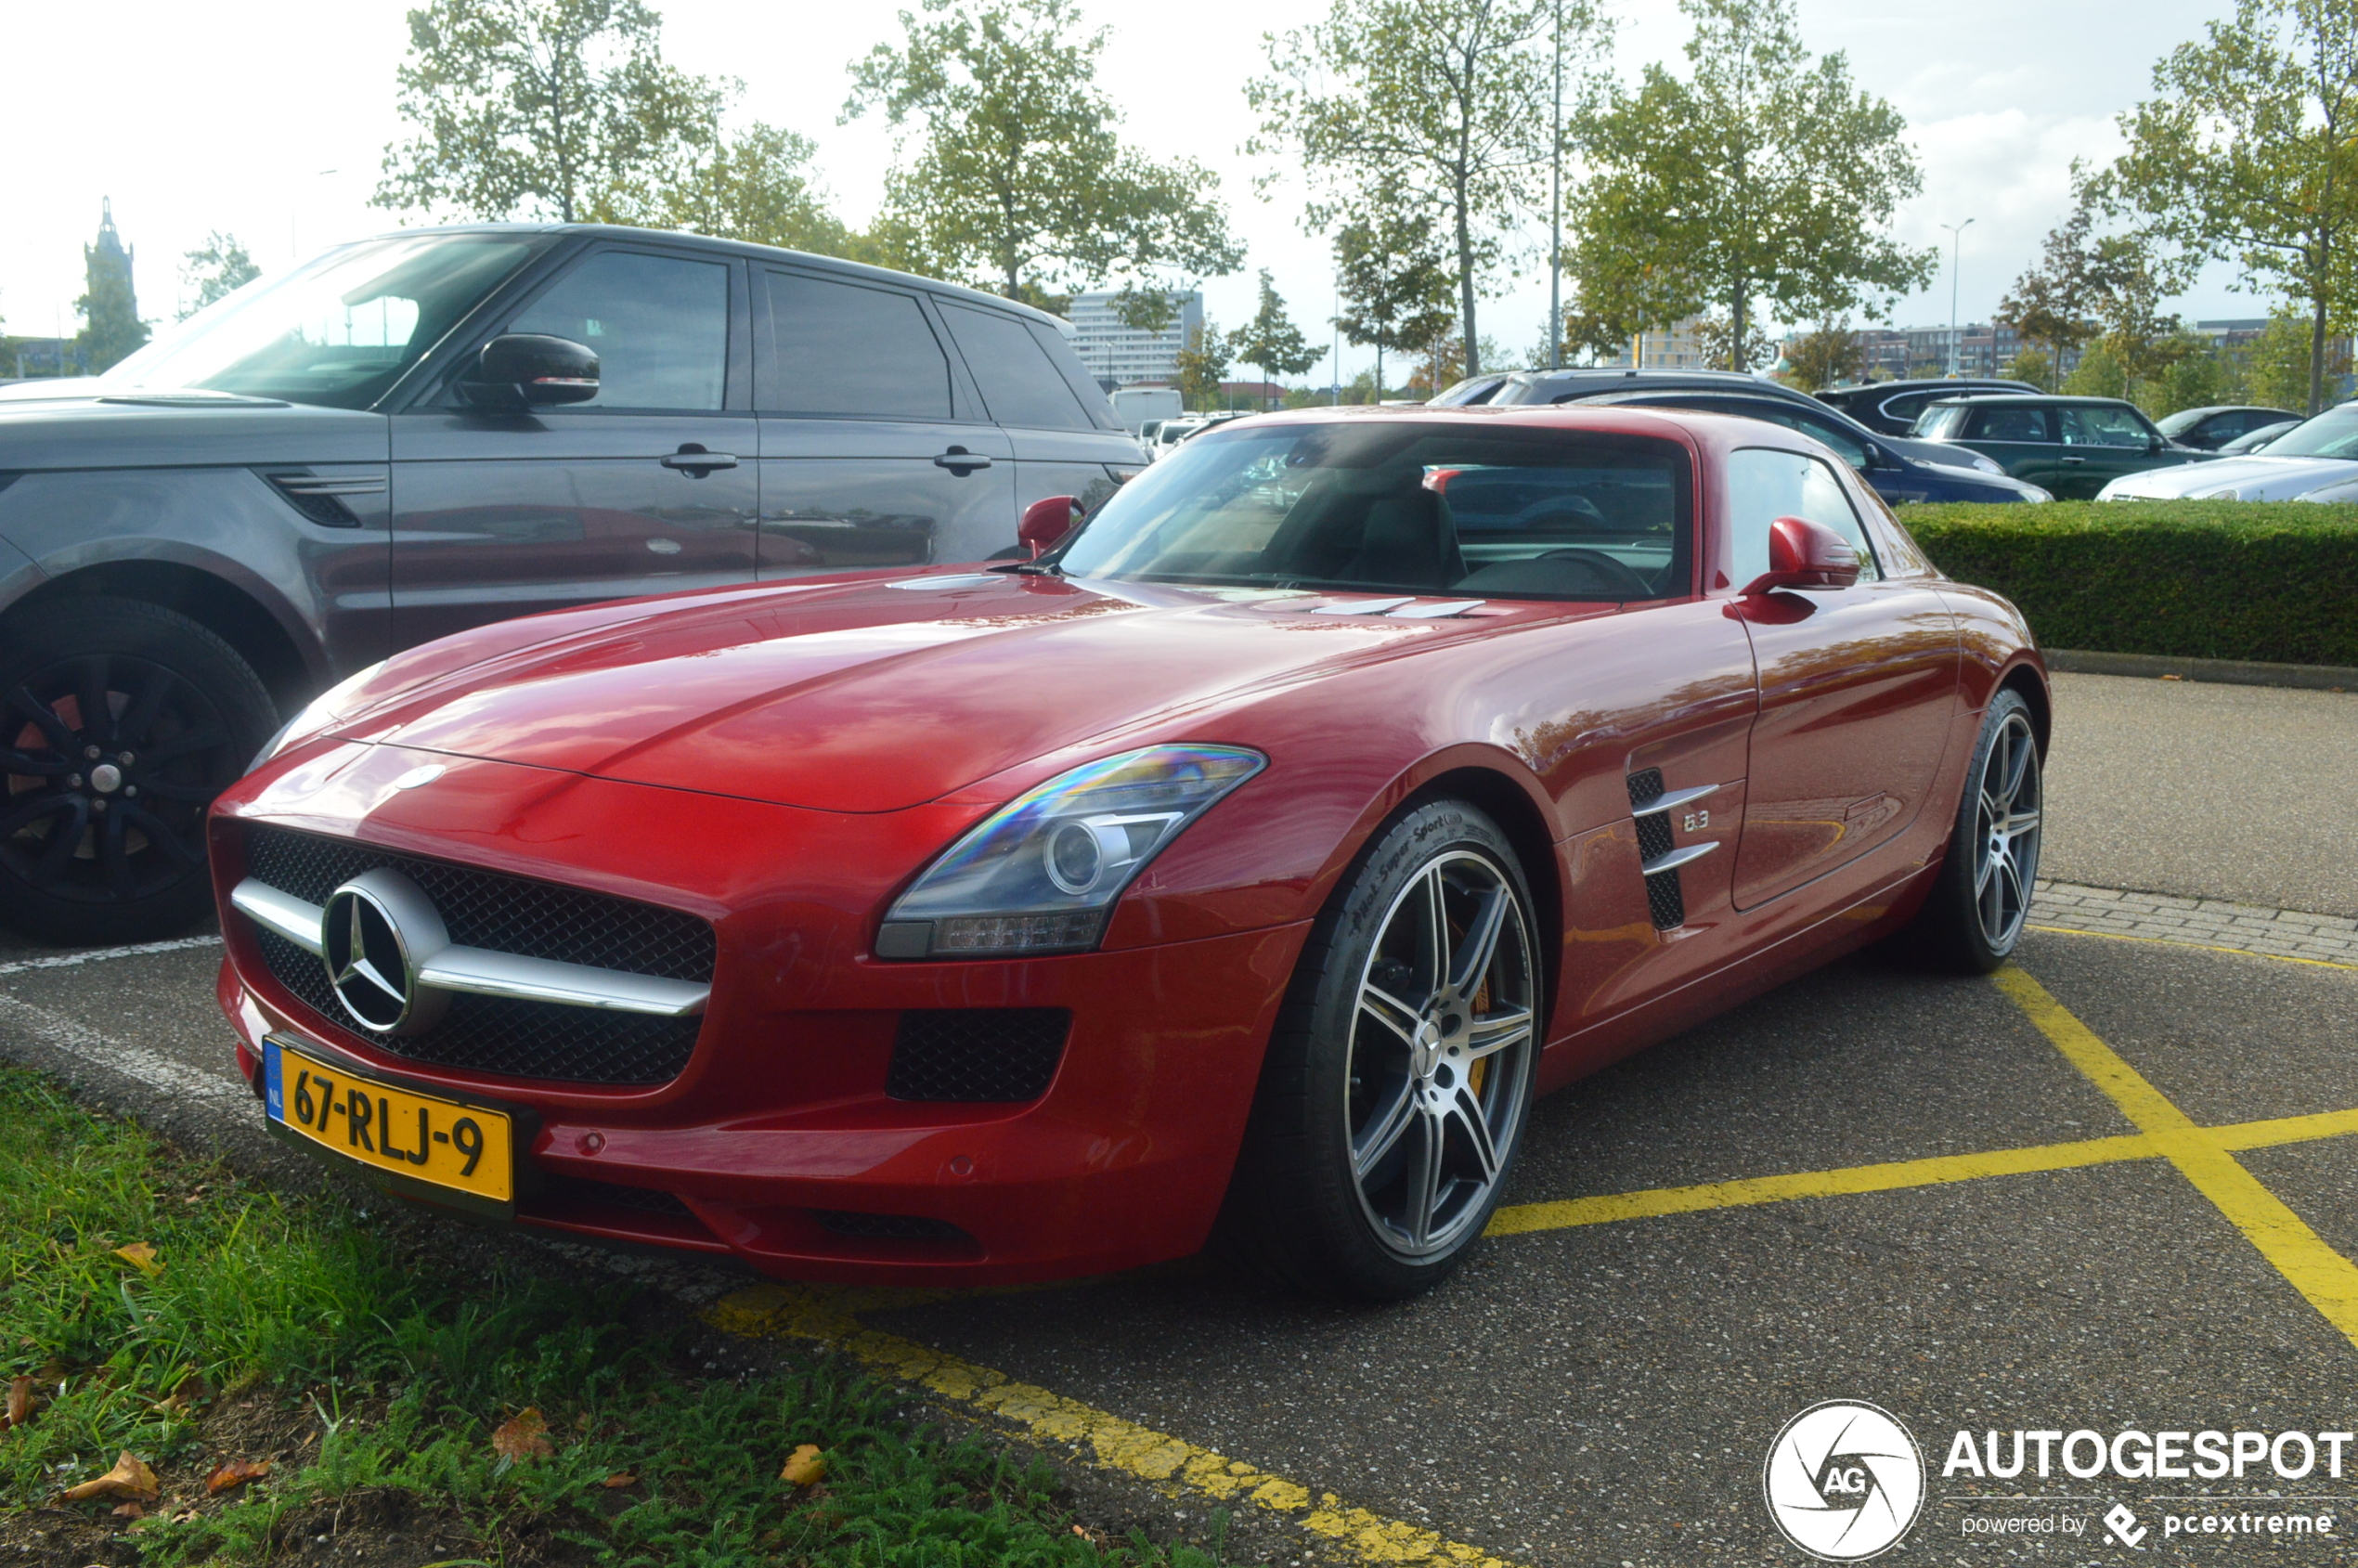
[0,0,2263,385]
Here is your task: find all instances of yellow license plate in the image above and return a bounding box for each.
[264,1037,514,1203]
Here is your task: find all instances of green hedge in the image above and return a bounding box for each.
[1898,500,2358,667]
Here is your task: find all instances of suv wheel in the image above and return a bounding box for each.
[0,596,277,946]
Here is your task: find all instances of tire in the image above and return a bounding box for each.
[0,595,278,946]
[1223,798,1541,1301]
[1889,689,2043,974]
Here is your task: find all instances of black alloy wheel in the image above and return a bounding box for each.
[1224,797,1539,1301]
[0,596,277,945]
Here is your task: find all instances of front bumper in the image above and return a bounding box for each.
[213,742,1311,1286]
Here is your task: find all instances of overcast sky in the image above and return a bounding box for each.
[0,0,2259,383]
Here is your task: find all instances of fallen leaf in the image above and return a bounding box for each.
[205,1459,271,1495]
[5,1375,32,1428]
[601,1472,637,1489]
[779,1444,826,1486]
[113,1243,162,1276]
[61,1451,161,1502]
[112,1500,147,1520]
[490,1407,552,1464]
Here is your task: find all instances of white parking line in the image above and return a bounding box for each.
[0,991,244,1103]
[0,934,222,978]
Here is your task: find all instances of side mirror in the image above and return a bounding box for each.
[1739,515,1861,596]
[457,334,600,408]
[1017,494,1081,558]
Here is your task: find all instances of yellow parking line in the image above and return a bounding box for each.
[2028,923,2358,971]
[1994,965,2358,1351]
[711,1284,1521,1568]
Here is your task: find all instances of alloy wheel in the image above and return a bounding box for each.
[1973,710,2042,950]
[1346,849,1536,1259]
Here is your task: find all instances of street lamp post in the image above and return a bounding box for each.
[1939,218,1975,378]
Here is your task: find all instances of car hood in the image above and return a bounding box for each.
[1887,435,1990,470]
[0,388,385,469]
[2101,453,2358,500]
[327,571,1536,813]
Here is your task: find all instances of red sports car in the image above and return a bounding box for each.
[209,406,2048,1300]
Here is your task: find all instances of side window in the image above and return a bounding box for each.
[763,270,951,419]
[1880,392,1933,427]
[939,304,1096,430]
[1724,448,1881,591]
[507,252,729,410]
[2061,406,2152,447]
[1966,405,2052,443]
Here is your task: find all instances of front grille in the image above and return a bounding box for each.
[538,1175,694,1217]
[240,824,713,1085]
[812,1210,970,1242]
[887,1007,1069,1103]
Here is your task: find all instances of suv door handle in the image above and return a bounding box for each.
[934,447,993,473]
[2059,455,2086,464]
[662,446,739,473]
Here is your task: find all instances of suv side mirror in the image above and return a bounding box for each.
[1017,494,1081,557]
[457,334,600,408]
[1740,516,1861,596]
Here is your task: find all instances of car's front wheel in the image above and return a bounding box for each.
[1224,799,1540,1300]
[0,596,277,946]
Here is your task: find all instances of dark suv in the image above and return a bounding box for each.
[0,224,1144,945]
[1814,377,2041,435]
[1912,395,2214,499]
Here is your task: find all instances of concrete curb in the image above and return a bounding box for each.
[2047,648,2357,692]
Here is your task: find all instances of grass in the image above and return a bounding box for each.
[0,1063,1235,1566]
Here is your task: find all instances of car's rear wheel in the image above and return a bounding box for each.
[1890,689,2043,973]
[1224,799,1539,1301]
[0,596,277,946]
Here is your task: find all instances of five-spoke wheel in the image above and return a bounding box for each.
[1891,687,2045,973]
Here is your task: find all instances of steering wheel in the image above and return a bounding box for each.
[1535,549,1657,599]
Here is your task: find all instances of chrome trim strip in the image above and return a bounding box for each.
[230,877,325,954]
[274,476,387,496]
[416,947,709,1017]
[1631,783,1720,818]
[1639,841,1719,876]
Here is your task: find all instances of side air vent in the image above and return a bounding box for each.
[1626,770,1721,931]
[261,468,385,528]
[887,1007,1071,1103]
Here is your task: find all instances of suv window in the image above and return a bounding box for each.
[2061,405,2154,447]
[1879,391,1936,426]
[763,269,951,419]
[508,251,730,411]
[1724,447,1880,590]
[1965,405,2054,443]
[939,304,1097,430]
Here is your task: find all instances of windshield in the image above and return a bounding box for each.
[2248,407,2358,460]
[99,234,548,408]
[1056,421,1692,602]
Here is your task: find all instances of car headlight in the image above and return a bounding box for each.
[875,745,1266,959]
[249,659,387,771]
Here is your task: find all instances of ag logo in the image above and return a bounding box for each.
[1762,1400,1924,1561]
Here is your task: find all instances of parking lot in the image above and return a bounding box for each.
[5,673,2355,1566]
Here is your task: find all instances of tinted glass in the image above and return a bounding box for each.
[2156,408,2206,437]
[941,304,1095,429]
[763,270,951,418]
[1965,405,2052,443]
[1917,403,1970,437]
[2059,405,2152,447]
[1724,447,1880,590]
[511,252,729,410]
[99,234,544,409]
[1880,392,1935,425]
[1712,399,1871,468]
[1057,422,1692,602]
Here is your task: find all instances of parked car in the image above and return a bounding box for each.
[1814,377,2041,436]
[1110,385,1183,434]
[1912,395,2215,499]
[213,402,2048,1299]
[2154,404,2300,451]
[1437,370,2048,503]
[0,224,1143,947]
[2097,400,2358,500]
[2217,419,2301,455]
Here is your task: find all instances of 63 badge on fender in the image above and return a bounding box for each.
[263,1036,518,1211]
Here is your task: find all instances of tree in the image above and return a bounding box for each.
[375,0,713,223]
[1997,181,2104,392]
[178,232,261,318]
[845,0,1241,302]
[2107,0,2358,414]
[1251,0,1608,379]
[1332,186,1458,395]
[2000,345,2055,388]
[75,202,148,374]
[1778,317,1863,392]
[2247,305,2350,408]
[1175,319,1233,410]
[1232,271,1324,407]
[1567,0,1932,372]
[603,121,852,253]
